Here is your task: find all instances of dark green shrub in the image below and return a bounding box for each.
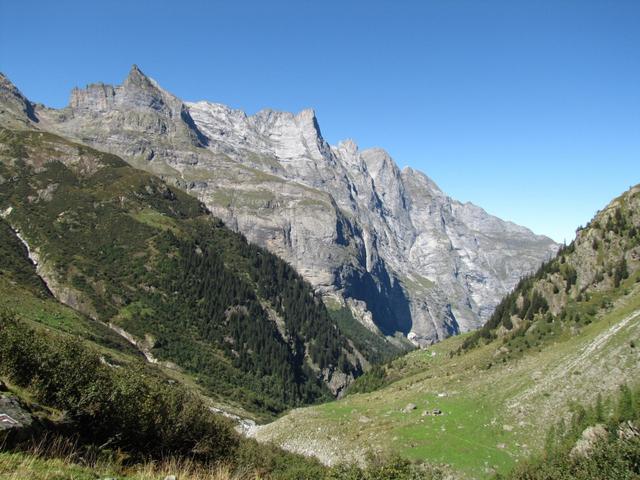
[347,364,388,395]
[0,312,238,461]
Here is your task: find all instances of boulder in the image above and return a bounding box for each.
[0,395,37,446]
[618,420,640,441]
[570,424,608,458]
[401,403,417,413]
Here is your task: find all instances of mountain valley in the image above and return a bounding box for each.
[252,184,640,477]
[0,67,638,480]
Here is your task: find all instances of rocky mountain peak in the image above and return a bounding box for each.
[296,107,322,136]
[338,139,358,155]
[41,65,209,152]
[119,64,175,113]
[66,65,169,115]
[360,148,400,182]
[124,64,151,87]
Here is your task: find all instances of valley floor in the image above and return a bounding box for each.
[252,283,640,478]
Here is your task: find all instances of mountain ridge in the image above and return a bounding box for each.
[0,66,558,344]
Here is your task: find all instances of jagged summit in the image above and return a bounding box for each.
[33,65,209,158]
[125,63,148,83]
[120,64,175,109]
[0,67,559,344]
[337,138,358,153]
[67,64,175,114]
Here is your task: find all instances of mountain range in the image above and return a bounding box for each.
[0,66,557,345]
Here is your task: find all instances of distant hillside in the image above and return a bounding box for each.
[461,183,640,358]
[0,127,373,416]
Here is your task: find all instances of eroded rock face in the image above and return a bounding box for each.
[0,395,38,446]
[1,67,558,344]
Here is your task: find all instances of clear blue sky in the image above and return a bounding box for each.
[1,0,639,243]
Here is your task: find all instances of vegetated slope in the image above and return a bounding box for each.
[503,383,640,480]
[0,127,366,416]
[0,212,439,480]
[252,185,640,478]
[0,212,240,456]
[461,183,640,357]
[0,68,558,345]
[0,255,330,478]
[0,216,143,361]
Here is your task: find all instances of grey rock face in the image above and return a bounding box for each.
[36,65,207,172]
[0,395,39,446]
[0,67,558,345]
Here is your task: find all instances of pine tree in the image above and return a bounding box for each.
[616,384,634,422]
[613,257,629,288]
[594,393,605,423]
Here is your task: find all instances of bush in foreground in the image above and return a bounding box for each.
[0,310,238,461]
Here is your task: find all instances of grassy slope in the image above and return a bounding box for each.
[254,270,640,478]
[0,452,109,480]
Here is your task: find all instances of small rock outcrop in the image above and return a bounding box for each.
[570,424,609,458]
[0,395,38,446]
[402,403,417,413]
[618,421,640,441]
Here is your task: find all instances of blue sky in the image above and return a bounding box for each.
[1,0,638,242]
